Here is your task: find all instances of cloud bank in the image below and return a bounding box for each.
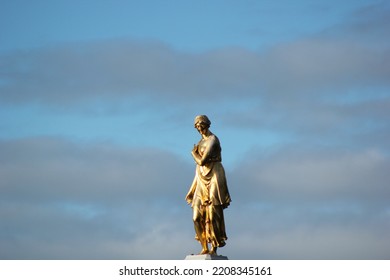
[1,137,389,259]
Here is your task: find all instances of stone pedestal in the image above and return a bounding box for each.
[185,254,228,260]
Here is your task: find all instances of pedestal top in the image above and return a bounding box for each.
[185,254,228,260]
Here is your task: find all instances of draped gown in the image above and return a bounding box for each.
[186,134,231,249]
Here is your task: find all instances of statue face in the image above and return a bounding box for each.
[195,122,208,135]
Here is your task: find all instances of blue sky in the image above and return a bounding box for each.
[1,0,389,259]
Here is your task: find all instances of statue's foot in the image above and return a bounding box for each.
[199,248,209,255]
[209,247,217,255]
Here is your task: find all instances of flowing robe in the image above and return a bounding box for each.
[186,134,231,248]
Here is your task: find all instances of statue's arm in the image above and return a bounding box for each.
[191,138,215,166]
[191,148,202,165]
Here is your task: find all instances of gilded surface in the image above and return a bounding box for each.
[185,115,231,255]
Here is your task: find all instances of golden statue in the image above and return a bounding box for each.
[185,115,231,255]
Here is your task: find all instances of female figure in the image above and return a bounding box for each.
[185,115,231,255]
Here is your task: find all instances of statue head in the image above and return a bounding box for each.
[194,115,211,128]
[194,115,211,135]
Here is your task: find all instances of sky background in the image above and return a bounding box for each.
[1,0,389,259]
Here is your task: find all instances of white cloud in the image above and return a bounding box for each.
[228,224,390,259]
[0,137,193,259]
[0,137,191,203]
[1,26,389,105]
[233,148,390,203]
